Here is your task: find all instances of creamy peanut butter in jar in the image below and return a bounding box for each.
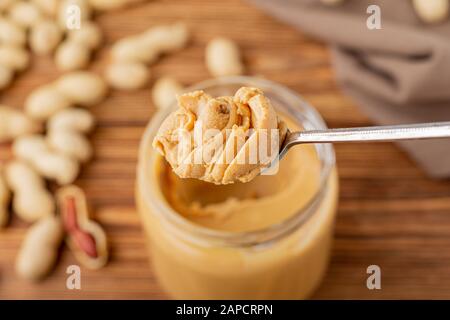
[136,77,339,299]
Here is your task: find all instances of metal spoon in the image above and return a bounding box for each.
[279,121,450,160]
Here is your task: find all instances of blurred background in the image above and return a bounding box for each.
[1,0,450,299]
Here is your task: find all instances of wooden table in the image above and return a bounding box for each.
[1,0,450,300]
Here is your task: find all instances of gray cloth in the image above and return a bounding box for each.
[250,0,450,178]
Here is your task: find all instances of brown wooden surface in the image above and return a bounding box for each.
[1,0,450,300]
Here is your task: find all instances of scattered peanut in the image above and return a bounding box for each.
[0,18,29,89]
[55,40,91,72]
[0,169,11,228]
[15,216,64,281]
[107,23,189,90]
[142,23,189,54]
[0,106,40,143]
[111,23,189,64]
[25,85,71,121]
[25,71,107,120]
[31,0,58,17]
[13,135,80,185]
[5,160,55,223]
[55,71,108,106]
[6,160,45,190]
[0,45,30,72]
[111,35,158,64]
[106,61,150,90]
[47,108,95,133]
[12,133,47,154]
[0,65,13,90]
[27,150,80,186]
[30,19,63,55]
[0,17,27,47]
[152,77,183,109]
[206,37,244,77]
[58,185,108,269]
[8,1,42,28]
[55,20,102,72]
[47,129,93,163]
[67,21,102,49]
[412,0,449,23]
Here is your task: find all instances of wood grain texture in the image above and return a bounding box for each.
[1,0,450,299]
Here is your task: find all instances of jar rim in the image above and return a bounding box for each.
[138,76,336,248]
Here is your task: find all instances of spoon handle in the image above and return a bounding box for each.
[287,121,450,145]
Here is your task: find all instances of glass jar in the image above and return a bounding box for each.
[136,76,339,299]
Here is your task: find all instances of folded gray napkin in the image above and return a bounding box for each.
[250,0,450,178]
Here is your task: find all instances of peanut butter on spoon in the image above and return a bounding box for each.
[153,87,287,184]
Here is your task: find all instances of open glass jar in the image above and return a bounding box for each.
[136,76,339,299]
